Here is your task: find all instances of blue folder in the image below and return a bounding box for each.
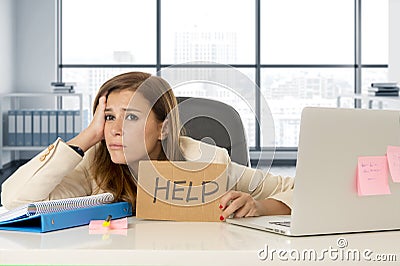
[7,110,16,146]
[0,202,132,233]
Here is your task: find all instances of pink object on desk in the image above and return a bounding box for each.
[89,217,128,230]
[88,228,128,236]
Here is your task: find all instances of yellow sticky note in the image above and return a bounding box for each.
[357,156,391,196]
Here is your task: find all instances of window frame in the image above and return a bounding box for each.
[57,0,388,158]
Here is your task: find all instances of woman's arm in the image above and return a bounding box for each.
[219,161,294,219]
[219,191,291,220]
[180,137,294,219]
[1,139,93,209]
[1,96,107,210]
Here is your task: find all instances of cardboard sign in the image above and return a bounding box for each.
[136,161,228,222]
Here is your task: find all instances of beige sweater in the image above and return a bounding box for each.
[1,136,294,210]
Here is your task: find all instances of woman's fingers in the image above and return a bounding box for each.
[219,190,241,210]
[220,191,257,220]
[89,96,107,140]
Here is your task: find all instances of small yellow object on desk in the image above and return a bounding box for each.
[102,215,112,227]
[88,217,128,236]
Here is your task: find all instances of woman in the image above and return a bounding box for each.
[1,72,293,220]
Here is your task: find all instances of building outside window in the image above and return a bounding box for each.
[60,0,389,158]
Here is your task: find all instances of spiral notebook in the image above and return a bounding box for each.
[0,193,132,233]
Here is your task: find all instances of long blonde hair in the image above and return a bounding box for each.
[91,72,184,206]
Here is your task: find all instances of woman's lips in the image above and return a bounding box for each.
[108,144,125,150]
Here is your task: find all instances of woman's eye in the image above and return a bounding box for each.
[105,115,114,121]
[126,114,138,121]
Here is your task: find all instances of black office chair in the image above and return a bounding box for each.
[176,97,250,167]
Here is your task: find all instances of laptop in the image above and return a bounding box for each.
[226,107,400,236]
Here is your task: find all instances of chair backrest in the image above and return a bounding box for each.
[176,97,250,167]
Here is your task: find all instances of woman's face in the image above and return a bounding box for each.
[104,89,164,165]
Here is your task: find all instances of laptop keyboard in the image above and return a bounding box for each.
[269,221,291,227]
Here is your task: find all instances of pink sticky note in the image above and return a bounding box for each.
[89,217,128,230]
[357,156,391,196]
[386,146,400,183]
[89,229,128,236]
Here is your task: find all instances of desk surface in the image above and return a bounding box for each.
[0,217,399,265]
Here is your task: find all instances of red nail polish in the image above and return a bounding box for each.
[219,215,224,221]
[219,204,223,209]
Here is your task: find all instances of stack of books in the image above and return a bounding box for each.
[368,82,399,97]
[51,82,76,93]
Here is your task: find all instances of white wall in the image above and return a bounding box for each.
[0,0,15,165]
[14,0,57,93]
[389,0,400,82]
[0,0,15,93]
[3,0,58,163]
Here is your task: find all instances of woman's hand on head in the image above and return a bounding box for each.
[87,95,107,142]
[67,96,107,152]
[219,191,291,220]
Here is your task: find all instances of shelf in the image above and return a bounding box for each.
[0,92,84,169]
[337,94,400,109]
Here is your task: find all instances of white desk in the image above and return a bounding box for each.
[0,217,399,265]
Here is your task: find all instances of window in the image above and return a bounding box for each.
[361,0,389,96]
[62,0,156,64]
[261,0,354,64]
[59,0,389,154]
[260,68,354,147]
[161,0,255,64]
